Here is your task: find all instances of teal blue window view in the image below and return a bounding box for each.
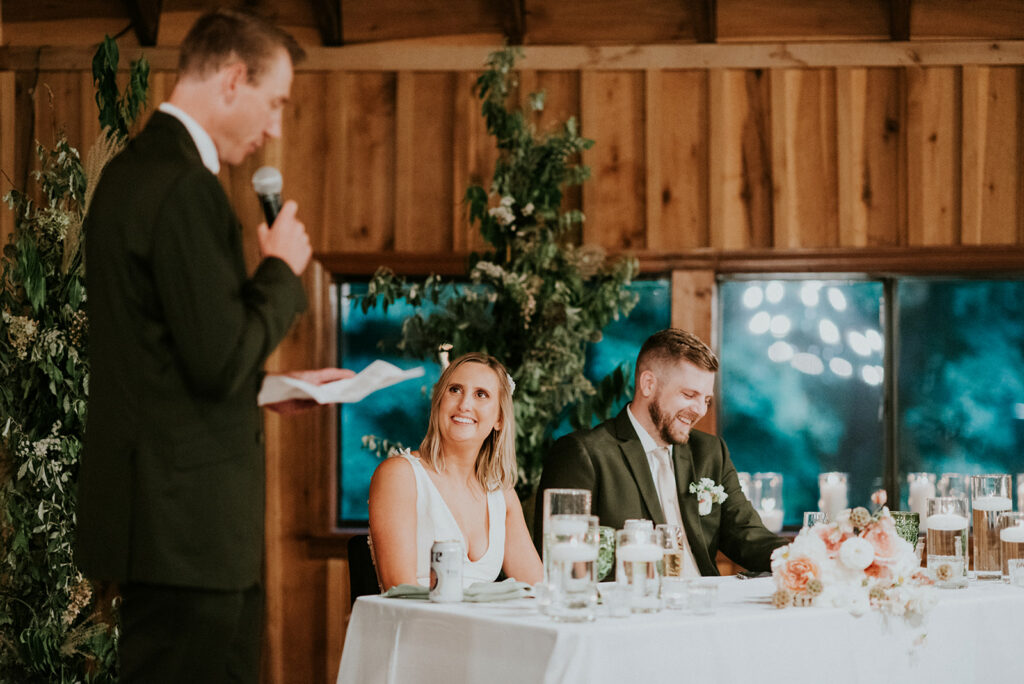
[718,279,886,528]
[335,279,671,525]
[897,279,1024,487]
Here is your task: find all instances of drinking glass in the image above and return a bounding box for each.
[615,526,664,613]
[818,472,849,521]
[802,511,827,529]
[661,577,689,610]
[1008,559,1024,588]
[906,473,936,529]
[970,474,1013,579]
[1017,473,1024,513]
[686,581,718,615]
[998,512,1024,582]
[926,496,968,589]
[656,523,683,578]
[753,472,784,533]
[544,514,599,622]
[623,518,653,531]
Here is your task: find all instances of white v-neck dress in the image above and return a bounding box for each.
[396,451,506,588]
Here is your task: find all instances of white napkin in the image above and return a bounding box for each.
[257,360,424,406]
[382,579,531,602]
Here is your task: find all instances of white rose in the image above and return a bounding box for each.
[698,492,712,516]
[838,537,875,571]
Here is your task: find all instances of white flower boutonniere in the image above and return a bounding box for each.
[689,477,728,516]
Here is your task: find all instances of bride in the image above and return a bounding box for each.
[368,352,543,590]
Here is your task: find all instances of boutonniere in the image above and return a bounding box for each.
[689,478,728,516]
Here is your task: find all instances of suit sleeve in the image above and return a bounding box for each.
[714,437,788,572]
[150,167,307,399]
[532,433,597,551]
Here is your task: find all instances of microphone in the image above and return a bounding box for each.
[252,166,283,225]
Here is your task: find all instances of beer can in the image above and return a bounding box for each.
[429,540,464,602]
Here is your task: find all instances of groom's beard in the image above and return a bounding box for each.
[648,397,700,445]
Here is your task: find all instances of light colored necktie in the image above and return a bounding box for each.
[653,447,702,577]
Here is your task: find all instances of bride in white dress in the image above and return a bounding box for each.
[368,352,542,590]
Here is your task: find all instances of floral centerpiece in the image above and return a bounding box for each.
[770,507,935,622]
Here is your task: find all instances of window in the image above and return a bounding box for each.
[718,276,1024,528]
[335,278,671,525]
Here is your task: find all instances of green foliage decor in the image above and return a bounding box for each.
[357,48,639,496]
[0,37,148,683]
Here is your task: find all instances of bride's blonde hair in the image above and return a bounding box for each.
[419,353,517,491]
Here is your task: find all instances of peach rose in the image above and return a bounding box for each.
[861,517,900,563]
[864,562,892,581]
[816,525,851,558]
[779,556,820,593]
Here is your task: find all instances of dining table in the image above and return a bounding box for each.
[337,576,1024,683]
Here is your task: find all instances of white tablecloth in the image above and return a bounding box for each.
[337,577,1024,684]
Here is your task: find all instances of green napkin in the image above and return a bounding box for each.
[382,579,531,602]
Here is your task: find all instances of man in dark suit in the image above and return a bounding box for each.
[535,328,786,576]
[75,10,347,682]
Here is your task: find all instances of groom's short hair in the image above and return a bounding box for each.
[178,8,306,82]
[636,328,719,376]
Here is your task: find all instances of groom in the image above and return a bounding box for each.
[534,328,785,575]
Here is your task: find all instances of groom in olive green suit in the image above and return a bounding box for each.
[75,10,349,683]
[535,329,785,575]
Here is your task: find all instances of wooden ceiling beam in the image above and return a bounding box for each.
[123,0,161,47]
[889,0,911,41]
[688,0,716,44]
[310,0,343,46]
[497,0,525,45]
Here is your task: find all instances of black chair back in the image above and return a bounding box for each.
[347,533,380,606]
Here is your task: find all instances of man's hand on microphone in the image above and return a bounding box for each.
[257,200,312,275]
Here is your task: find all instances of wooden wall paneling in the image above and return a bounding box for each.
[961,66,1022,245]
[325,558,351,682]
[717,0,889,43]
[393,71,456,253]
[835,67,904,247]
[905,66,961,246]
[708,68,773,249]
[452,70,495,253]
[580,70,646,251]
[1,72,15,248]
[281,73,328,251]
[524,0,693,45]
[322,71,397,254]
[912,0,1024,41]
[769,67,839,249]
[670,269,716,429]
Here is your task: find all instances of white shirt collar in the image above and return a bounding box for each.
[158,102,220,175]
[626,404,662,455]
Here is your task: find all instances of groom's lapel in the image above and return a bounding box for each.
[612,410,665,524]
[673,442,709,560]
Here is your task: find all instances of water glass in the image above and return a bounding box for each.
[599,584,632,617]
[970,474,1012,579]
[802,511,827,529]
[1008,558,1024,588]
[623,518,654,531]
[545,514,599,622]
[656,523,683,578]
[998,512,1024,582]
[661,577,689,610]
[1017,473,1024,512]
[926,496,969,589]
[753,472,784,533]
[818,472,849,521]
[615,526,664,613]
[686,581,718,615]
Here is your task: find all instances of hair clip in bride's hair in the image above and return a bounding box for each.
[506,373,516,395]
[437,343,453,369]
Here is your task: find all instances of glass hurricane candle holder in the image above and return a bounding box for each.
[752,472,784,533]
[971,474,1013,580]
[906,473,936,530]
[818,472,848,521]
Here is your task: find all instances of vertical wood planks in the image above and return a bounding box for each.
[905,66,961,246]
[646,69,710,251]
[708,69,773,249]
[961,66,1022,245]
[452,71,495,253]
[394,71,456,253]
[835,68,904,247]
[770,68,838,249]
[534,71,584,241]
[1,72,15,248]
[580,70,646,251]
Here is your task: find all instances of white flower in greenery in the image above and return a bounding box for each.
[499,195,515,208]
[522,202,534,216]
[688,477,727,516]
[488,204,515,226]
[838,537,875,570]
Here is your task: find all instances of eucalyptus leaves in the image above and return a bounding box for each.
[356,47,638,496]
